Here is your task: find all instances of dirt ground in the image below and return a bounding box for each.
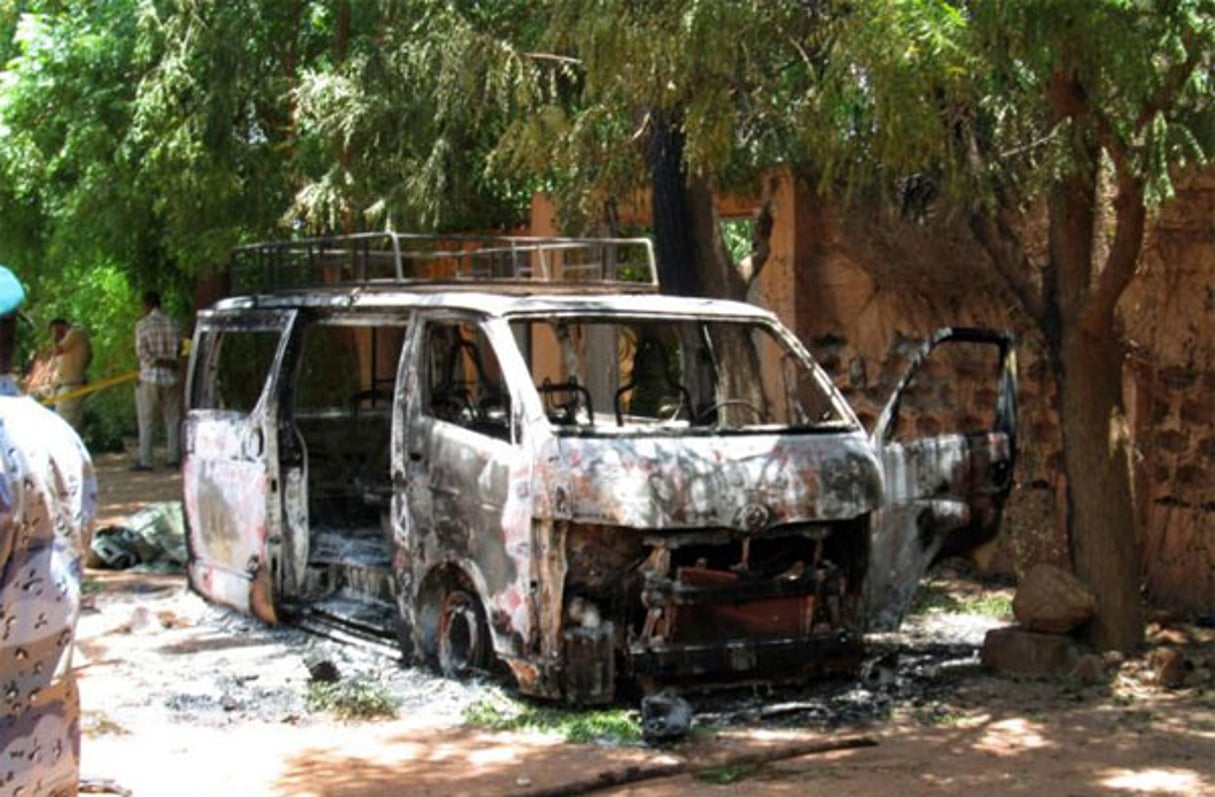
[76,453,1215,796]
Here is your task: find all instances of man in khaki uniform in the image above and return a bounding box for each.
[48,318,91,431]
[0,267,96,796]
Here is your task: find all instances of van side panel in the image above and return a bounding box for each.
[184,419,276,621]
[183,310,294,623]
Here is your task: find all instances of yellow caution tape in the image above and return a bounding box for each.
[40,371,139,406]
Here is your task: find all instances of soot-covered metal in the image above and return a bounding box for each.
[182,234,1018,705]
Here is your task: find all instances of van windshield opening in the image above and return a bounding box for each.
[509,317,847,431]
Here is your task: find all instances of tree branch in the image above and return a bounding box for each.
[1080,38,1174,334]
[1084,167,1145,334]
[739,175,779,290]
[969,209,1046,323]
[956,96,1045,324]
[520,51,582,66]
[1135,30,1200,133]
[513,736,877,797]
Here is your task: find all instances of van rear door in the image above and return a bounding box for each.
[865,327,1017,630]
[183,309,296,622]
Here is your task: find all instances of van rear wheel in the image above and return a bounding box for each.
[438,588,489,678]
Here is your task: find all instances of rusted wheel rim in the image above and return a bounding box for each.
[438,590,482,677]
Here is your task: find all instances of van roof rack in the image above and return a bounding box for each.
[229,232,658,294]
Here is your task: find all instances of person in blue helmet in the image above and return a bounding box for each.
[0,264,96,796]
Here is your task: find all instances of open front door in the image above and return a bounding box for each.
[864,327,1017,630]
[183,309,296,622]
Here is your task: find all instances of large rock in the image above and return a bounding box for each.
[981,627,1078,676]
[1013,564,1097,634]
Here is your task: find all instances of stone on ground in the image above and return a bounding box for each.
[981,627,1078,676]
[1012,564,1097,634]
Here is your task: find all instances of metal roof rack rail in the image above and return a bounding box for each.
[228,232,658,294]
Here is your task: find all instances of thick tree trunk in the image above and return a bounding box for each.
[1047,170,1144,651]
[646,112,742,300]
[645,113,761,416]
[647,112,701,297]
[1054,324,1143,650]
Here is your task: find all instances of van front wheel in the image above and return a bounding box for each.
[438,588,489,678]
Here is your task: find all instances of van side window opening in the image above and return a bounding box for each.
[293,322,405,413]
[888,340,1001,442]
[424,321,512,441]
[191,328,282,412]
[510,317,844,430]
[294,324,363,412]
[291,321,406,528]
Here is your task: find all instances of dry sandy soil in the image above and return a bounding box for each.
[75,453,1215,797]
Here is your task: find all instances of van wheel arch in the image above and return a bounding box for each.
[414,564,492,678]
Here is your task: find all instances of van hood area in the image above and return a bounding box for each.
[552,431,882,531]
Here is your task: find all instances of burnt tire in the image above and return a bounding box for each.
[437,588,489,678]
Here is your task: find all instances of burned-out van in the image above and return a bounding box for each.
[184,233,1016,704]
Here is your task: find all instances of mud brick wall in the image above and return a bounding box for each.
[791,171,1214,611]
[1121,169,1215,612]
[1131,363,1215,609]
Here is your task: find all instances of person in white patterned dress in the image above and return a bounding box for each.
[0,264,97,796]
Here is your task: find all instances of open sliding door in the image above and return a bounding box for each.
[183,309,296,622]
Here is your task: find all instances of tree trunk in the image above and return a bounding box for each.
[1048,171,1144,651]
[645,112,761,417]
[647,111,701,297]
[337,0,354,234]
[1055,323,1143,649]
[646,112,742,300]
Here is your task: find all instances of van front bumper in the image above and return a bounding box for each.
[627,631,862,683]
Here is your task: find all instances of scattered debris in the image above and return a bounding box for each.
[305,656,342,684]
[508,735,877,797]
[89,502,187,571]
[640,691,694,744]
[1149,647,1189,689]
[78,778,133,796]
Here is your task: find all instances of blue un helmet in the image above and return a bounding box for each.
[0,265,26,315]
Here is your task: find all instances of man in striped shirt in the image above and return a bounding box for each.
[133,291,183,471]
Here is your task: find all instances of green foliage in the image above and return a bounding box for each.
[130,2,332,265]
[810,0,1215,211]
[492,0,850,226]
[484,0,1214,225]
[463,690,642,745]
[910,704,970,728]
[3,0,1211,272]
[288,1,537,233]
[909,582,1014,619]
[304,676,399,721]
[719,217,754,265]
[0,1,170,280]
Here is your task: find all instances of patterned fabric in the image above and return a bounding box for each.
[135,308,181,387]
[0,374,96,797]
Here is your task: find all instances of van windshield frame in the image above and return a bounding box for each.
[507,314,853,435]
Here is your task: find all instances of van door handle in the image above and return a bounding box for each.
[408,451,424,462]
